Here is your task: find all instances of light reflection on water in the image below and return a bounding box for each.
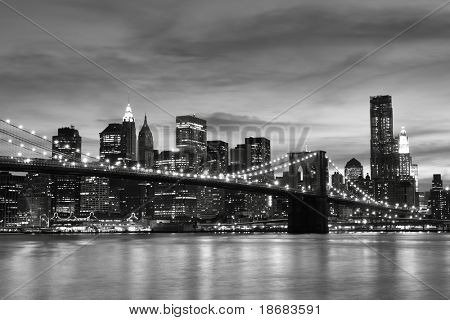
[0,233,449,299]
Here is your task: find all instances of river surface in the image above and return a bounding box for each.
[0,233,449,299]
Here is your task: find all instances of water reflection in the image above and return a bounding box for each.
[0,233,449,299]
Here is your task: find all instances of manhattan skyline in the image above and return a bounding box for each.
[1,0,449,189]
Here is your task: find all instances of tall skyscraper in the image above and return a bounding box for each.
[176,115,207,173]
[397,127,412,179]
[206,140,228,174]
[244,137,272,218]
[370,95,400,202]
[99,123,123,164]
[198,141,229,220]
[138,114,154,168]
[370,95,397,180]
[51,126,82,218]
[121,103,137,163]
[245,137,271,167]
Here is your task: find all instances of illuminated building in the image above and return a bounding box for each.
[153,150,194,219]
[245,137,271,168]
[206,140,228,174]
[411,164,419,192]
[370,95,398,201]
[176,115,207,172]
[100,123,123,164]
[197,140,229,220]
[430,174,445,220]
[80,176,110,218]
[397,127,412,179]
[121,103,137,163]
[345,158,363,182]
[229,144,250,172]
[21,173,51,227]
[0,172,24,227]
[244,137,273,218]
[391,127,416,206]
[156,151,189,172]
[138,114,154,168]
[51,126,82,219]
[197,187,226,220]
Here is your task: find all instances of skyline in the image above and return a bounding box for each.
[1,0,450,189]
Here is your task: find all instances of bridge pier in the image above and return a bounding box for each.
[287,195,329,234]
[287,150,329,234]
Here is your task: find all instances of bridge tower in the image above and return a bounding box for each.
[287,150,329,234]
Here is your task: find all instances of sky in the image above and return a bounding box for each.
[0,0,449,190]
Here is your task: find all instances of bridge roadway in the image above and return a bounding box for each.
[0,156,406,208]
[0,156,410,233]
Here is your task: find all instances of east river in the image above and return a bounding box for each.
[0,233,449,299]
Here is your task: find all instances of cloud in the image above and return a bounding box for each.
[0,0,449,190]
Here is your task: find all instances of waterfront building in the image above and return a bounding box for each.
[430,174,445,220]
[51,126,82,218]
[80,176,110,218]
[0,172,24,227]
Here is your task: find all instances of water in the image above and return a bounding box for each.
[0,233,449,299]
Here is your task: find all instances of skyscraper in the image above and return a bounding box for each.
[52,126,82,161]
[245,137,271,168]
[397,127,412,179]
[138,114,154,168]
[0,172,24,227]
[244,137,272,218]
[206,140,228,174]
[370,95,398,201]
[51,126,82,218]
[370,95,397,179]
[430,174,445,220]
[176,115,207,173]
[345,158,363,182]
[229,144,250,173]
[80,176,110,218]
[99,123,123,164]
[121,103,137,163]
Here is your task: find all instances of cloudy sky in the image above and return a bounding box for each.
[0,0,449,189]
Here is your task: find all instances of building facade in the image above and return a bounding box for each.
[51,126,82,219]
[100,123,123,164]
[138,114,154,168]
[176,115,207,173]
[121,104,137,163]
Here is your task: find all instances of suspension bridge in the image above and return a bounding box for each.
[0,118,417,233]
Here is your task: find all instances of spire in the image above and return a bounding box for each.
[143,113,148,126]
[123,103,134,122]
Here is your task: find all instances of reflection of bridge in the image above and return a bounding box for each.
[0,118,415,233]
